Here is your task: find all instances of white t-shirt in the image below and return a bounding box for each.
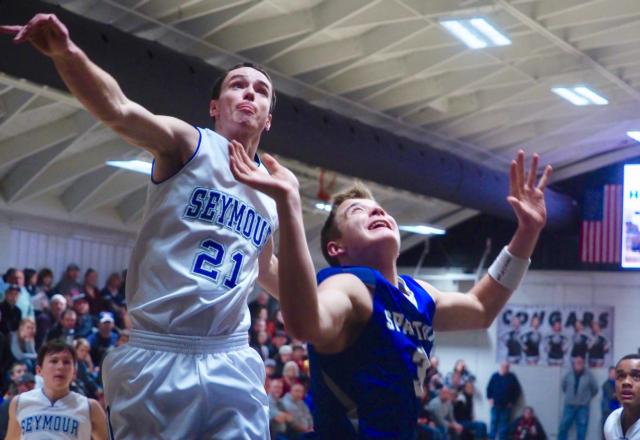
[15,388,92,439]
[604,408,640,440]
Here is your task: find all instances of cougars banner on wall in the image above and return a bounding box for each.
[496,304,614,368]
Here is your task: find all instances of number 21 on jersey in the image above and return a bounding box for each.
[192,238,244,289]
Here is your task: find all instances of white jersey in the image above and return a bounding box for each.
[15,389,92,439]
[605,408,640,440]
[126,127,278,337]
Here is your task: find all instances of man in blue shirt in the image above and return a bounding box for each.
[487,361,522,439]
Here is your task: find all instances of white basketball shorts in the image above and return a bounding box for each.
[102,329,268,439]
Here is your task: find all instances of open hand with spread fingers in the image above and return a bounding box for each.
[228,140,299,203]
[508,150,552,233]
[0,13,73,58]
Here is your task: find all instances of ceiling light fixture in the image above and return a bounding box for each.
[440,18,511,49]
[551,86,608,106]
[399,225,446,236]
[627,131,640,142]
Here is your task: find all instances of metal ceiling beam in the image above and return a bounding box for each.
[0,0,576,229]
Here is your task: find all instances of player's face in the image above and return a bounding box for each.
[210,67,273,133]
[616,359,640,408]
[37,350,75,392]
[331,198,400,264]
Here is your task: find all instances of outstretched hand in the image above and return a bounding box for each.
[0,13,72,57]
[508,150,552,232]
[228,140,299,202]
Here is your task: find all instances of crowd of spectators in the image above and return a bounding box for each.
[0,263,129,437]
[1,263,622,440]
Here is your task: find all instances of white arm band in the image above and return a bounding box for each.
[487,246,531,291]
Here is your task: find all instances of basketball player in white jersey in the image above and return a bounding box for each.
[5,340,107,440]
[2,13,280,439]
[604,354,640,440]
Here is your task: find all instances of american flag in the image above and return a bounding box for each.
[580,184,623,264]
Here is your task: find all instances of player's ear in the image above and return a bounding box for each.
[209,100,219,119]
[327,241,345,259]
[35,365,41,376]
[265,113,272,132]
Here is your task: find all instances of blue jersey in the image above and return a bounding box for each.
[308,266,436,439]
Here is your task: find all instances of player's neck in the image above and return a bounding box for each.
[217,126,261,159]
[43,385,71,403]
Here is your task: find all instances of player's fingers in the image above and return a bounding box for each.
[536,164,553,191]
[261,153,280,174]
[509,160,519,199]
[516,150,525,191]
[526,154,539,189]
[0,25,22,35]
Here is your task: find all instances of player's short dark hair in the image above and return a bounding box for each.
[320,182,374,267]
[37,339,77,367]
[210,62,276,113]
[616,353,640,368]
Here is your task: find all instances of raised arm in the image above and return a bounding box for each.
[427,151,552,332]
[228,141,365,348]
[1,14,197,166]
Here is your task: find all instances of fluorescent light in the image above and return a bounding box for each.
[399,225,446,236]
[315,202,332,212]
[469,18,511,46]
[551,87,589,106]
[106,160,152,175]
[573,87,608,105]
[440,20,487,49]
[627,131,640,142]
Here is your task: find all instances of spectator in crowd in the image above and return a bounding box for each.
[509,407,547,440]
[35,293,66,349]
[281,382,314,439]
[446,371,464,393]
[276,344,293,377]
[418,401,445,440]
[558,356,598,440]
[46,308,77,345]
[0,327,10,391]
[604,354,640,440]
[427,356,445,399]
[2,362,28,400]
[267,309,286,336]
[454,381,488,439]
[601,366,620,431]
[282,360,300,396]
[100,272,126,327]
[271,329,288,356]
[291,343,308,376]
[487,361,522,440]
[22,269,37,298]
[427,386,465,439]
[268,378,292,440]
[9,318,37,372]
[88,312,118,366]
[0,285,21,336]
[0,372,35,439]
[35,268,54,298]
[80,268,102,316]
[0,269,14,302]
[73,294,96,339]
[10,270,34,320]
[250,290,279,322]
[587,321,609,368]
[74,338,101,400]
[265,359,277,381]
[446,360,476,389]
[251,329,271,361]
[54,263,82,298]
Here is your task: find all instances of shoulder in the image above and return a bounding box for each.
[317,272,371,303]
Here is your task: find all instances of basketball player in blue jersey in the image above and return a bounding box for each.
[2,13,282,439]
[229,143,551,438]
[5,340,107,439]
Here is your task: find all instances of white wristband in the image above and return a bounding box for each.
[488,246,530,291]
